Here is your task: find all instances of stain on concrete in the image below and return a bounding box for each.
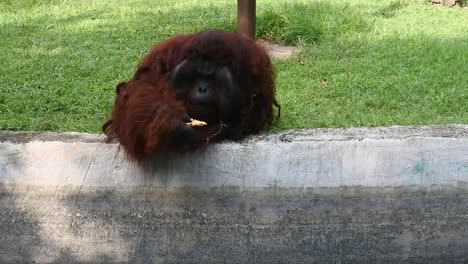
[414,160,426,174]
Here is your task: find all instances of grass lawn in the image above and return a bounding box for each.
[0,0,467,133]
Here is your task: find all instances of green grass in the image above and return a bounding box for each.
[0,0,467,132]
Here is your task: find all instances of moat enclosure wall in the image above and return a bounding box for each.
[1,125,467,263]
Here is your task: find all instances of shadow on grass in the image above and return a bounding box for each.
[372,0,408,18]
[272,33,468,130]
[256,1,373,45]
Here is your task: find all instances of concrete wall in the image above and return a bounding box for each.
[0,125,467,263]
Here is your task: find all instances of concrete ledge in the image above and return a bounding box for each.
[1,125,467,189]
[1,125,468,263]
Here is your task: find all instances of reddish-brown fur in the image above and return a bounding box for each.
[103,30,279,161]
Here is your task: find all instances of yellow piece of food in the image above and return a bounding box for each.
[186,119,207,127]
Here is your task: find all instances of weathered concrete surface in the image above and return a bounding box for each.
[0,125,468,263]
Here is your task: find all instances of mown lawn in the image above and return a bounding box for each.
[0,0,466,133]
